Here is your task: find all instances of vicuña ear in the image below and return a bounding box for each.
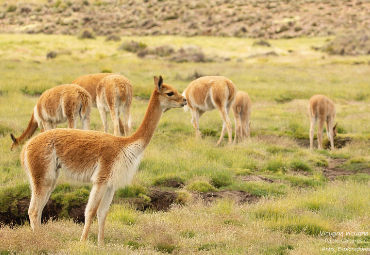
[333,122,338,129]
[154,75,163,92]
[10,134,16,143]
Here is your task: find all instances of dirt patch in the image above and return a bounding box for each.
[296,136,353,149]
[68,203,86,224]
[130,188,177,212]
[194,190,259,205]
[239,175,274,183]
[322,158,370,180]
[0,197,62,226]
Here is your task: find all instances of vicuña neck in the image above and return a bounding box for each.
[130,90,162,149]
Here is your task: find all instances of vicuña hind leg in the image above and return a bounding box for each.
[29,172,59,231]
[190,109,202,139]
[109,106,121,136]
[217,106,232,145]
[309,117,316,150]
[317,117,325,150]
[98,107,108,133]
[327,119,335,150]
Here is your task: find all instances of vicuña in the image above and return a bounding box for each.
[182,76,236,145]
[72,73,129,135]
[96,75,133,136]
[21,76,186,245]
[232,91,252,143]
[10,84,92,150]
[308,94,337,150]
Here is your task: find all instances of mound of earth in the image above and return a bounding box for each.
[0,188,259,226]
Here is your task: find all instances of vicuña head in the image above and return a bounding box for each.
[10,84,92,151]
[21,76,186,245]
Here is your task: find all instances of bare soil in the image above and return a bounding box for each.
[295,136,353,149]
[322,158,370,180]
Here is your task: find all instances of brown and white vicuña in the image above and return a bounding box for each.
[72,73,132,136]
[21,76,186,245]
[10,84,92,150]
[96,75,133,136]
[182,76,237,145]
[308,94,337,150]
[232,91,252,143]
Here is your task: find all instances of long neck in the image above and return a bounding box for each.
[130,90,163,149]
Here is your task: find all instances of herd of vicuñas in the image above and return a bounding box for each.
[9,73,336,244]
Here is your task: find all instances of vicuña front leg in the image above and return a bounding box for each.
[96,186,115,245]
[81,183,108,242]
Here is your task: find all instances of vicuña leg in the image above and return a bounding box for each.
[217,106,232,145]
[233,114,242,144]
[327,118,335,150]
[98,107,108,133]
[109,104,121,136]
[309,117,316,150]
[96,186,115,245]
[317,116,325,150]
[81,107,91,130]
[190,109,202,139]
[29,168,59,231]
[242,112,250,139]
[121,103,131,136]
[80,183,107,242]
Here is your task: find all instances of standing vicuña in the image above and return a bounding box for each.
[72,73,129,135]
[182,76,236,145]
[10,84,92,150]
[232,91,252,143]
[21,76,186,245]
[96,75,133,136]
[308,94,337,150]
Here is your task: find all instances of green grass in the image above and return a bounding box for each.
[1,33,370,254]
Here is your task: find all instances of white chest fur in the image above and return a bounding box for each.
[109,141,144,190]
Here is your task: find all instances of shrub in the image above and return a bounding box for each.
[186,180,217,192]
[290,159,312,172]
[105,34,121,41]
[320,29,370,55]
[253,39,271,47]
[77,28,96,39]
[6,5,17,12]
[118,40,147,53]
[115,184,147,198]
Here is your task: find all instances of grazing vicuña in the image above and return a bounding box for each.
[10,84,91,150]
[308,94,337,150]
[21,76,186,245]
[72,73,129,135]
[232,91,252,143]
[96,75,133,136]
[182,76,236,145]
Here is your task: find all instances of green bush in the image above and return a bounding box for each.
[6,5,17,12]
[118,40,147,53]
[290,159,312,172]
[186,180,217,192]
[78,28,96,39]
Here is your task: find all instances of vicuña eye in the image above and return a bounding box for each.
[166,92,174,96]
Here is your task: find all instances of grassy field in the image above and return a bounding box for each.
[1,33,370,254]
